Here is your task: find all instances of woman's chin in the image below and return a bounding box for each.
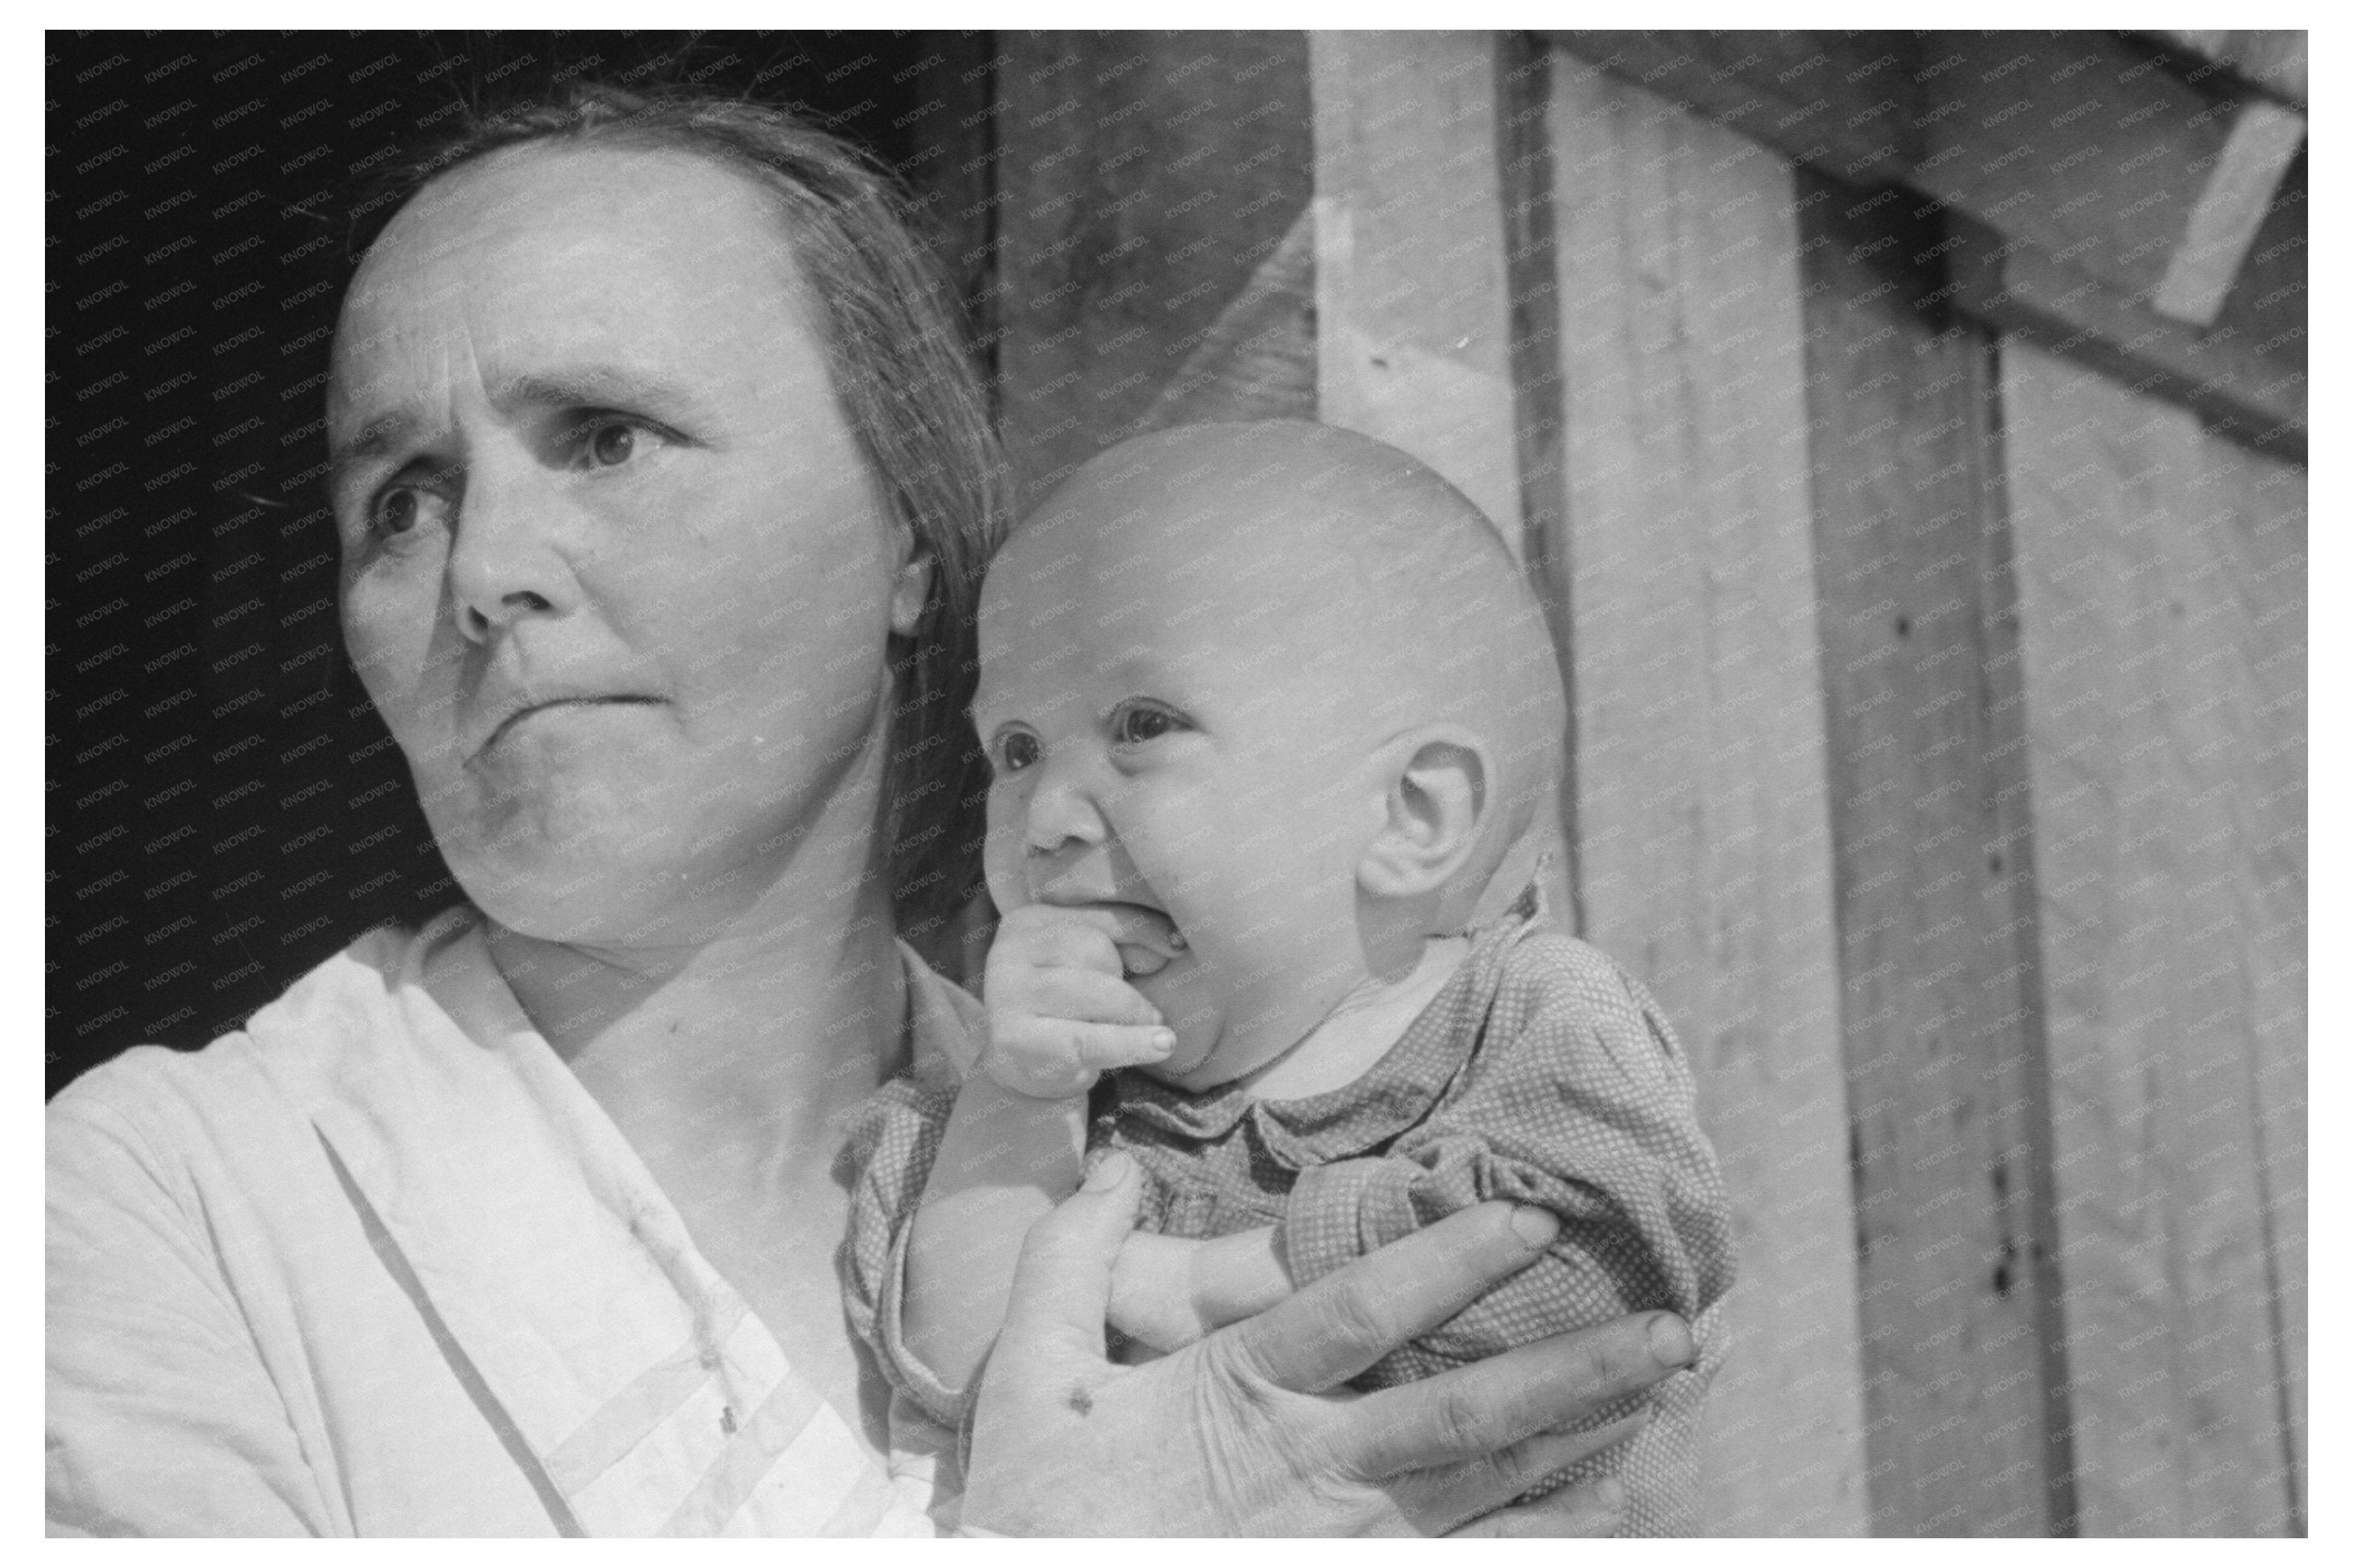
[447,831,768,950]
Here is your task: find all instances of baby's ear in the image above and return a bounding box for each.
[1357,729,1490,902]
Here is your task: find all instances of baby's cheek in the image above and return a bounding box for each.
[978,799,1031,910]
[1132,961,1220,1057]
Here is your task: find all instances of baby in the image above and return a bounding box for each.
[843,421,1732,1534]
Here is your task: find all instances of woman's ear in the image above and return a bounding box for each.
[1357,729,1490,903]
[890,543,935,638]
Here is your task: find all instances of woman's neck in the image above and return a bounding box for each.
[483,740,911,1177]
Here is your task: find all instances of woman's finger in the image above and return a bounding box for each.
[1343,1314,1687,1478]
[1449,1477,1626,1538]
[1389,1411,1647,1530]
[991,1151,1144,1376]
[1223,1202,1559,1393]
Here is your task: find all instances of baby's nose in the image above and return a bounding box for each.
[1022,770,1109,853]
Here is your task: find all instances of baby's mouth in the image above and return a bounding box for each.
[1082,900,1187,978]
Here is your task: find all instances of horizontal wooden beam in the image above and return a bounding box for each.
[1948,223,2306,464]
[2143,28,2307,107]
[1906,32,2229,308]
[1542,30,2305,460]
[1542,30,1917,188]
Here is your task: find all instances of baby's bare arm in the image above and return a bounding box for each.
[1109,1224,1294,1354]
[903,1077,1087,1400]
[904,904,1176,1396]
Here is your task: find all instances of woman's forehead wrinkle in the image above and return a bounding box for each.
[331,147,838,476]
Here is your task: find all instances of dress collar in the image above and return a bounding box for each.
[1102,878,1550,1163]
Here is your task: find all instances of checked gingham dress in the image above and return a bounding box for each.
[843,882,1735,1535]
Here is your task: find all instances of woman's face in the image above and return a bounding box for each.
[328,143,926,946]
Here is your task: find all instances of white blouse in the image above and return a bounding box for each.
[46,908,980,1536]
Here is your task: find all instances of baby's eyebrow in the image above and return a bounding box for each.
[969,686,1011,732]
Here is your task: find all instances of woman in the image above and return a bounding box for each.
[46,86,1693,1535]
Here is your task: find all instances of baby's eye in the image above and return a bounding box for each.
[1110,702,1188,747]
[995,731,1041,774]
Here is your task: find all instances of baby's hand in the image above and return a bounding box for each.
[981,904,1177,1100]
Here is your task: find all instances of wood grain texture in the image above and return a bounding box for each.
[1798,172,2075,1536]
[2150,99,2305,329]
[1552,31,2240,316]
[2145,29,2308,106]
[1542,31,2307,457]
[993,31,1313,505]
[1542,30,1919,188]
[1310,30,1520,547]
[1544,53,1868,1537]
[1951,225,2307,463]
[1909,32,2230,311]
[1137,204,1315,431]
[2001,344,2306,1535]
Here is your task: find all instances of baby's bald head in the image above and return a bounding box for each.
[991,420,1565,923]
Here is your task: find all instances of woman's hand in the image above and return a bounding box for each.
[962,1152,1694,1537]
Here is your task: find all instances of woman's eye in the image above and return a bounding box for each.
[997,731,1041,774]
[588,422,636,467]
[1111,703,1186,746]
[561,415,662,471]
[375,489,418,537]
[371,485,444,540]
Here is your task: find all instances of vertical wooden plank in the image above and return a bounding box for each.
[1310,30,1520,549]
[2002,344,2305,1535]
[1310,28,1568,929]
[1798,177,2076,1535]
[1494,36,1580,929]
[1544,52,1869,1537]
[994,30,1314,506]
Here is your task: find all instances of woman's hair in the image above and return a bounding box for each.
[344,83,1003,944]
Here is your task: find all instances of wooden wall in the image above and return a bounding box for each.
[2002,346,2307,1534]
[988,29,2304,1537]
[1541,54,1868,1535]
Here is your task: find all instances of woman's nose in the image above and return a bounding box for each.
[446,457,581,642]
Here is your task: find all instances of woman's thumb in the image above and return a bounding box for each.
[995,1151,1143,1371]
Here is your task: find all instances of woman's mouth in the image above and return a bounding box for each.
[477,694,665,759]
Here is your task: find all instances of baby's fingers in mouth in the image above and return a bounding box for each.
[1105,907,1186,977]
